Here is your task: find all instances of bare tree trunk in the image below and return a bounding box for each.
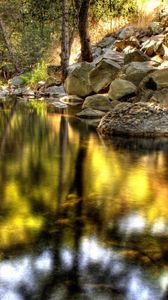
[78,0,93,62]
[0,18,20,72]
[61,0,70,82]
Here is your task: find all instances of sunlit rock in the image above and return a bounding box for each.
[64,62,94,97]
[82,94,112,111]
[108,79,137,101]
[89,59,121,93]
[140,34,164,57]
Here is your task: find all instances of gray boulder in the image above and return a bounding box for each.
[64,62,94,97]
[82,94,112,111]
[89,59,121,93]
[108,79,137,101]
[98,102,168,137]
[124,61,158,86]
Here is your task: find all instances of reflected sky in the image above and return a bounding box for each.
[0,99,168,299]
[0,238,165,300]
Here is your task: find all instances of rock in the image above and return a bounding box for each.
[98,102,168,137]
[82,94,112,111]
[89,59,121,93]
[108,79,137,101]
[149,21,164,35]
[124,61,158,86]
[162,44,168,59]
[143,68,168,90]
[113,37,140,52]
[140,35,164,56]
[92,47,102,59]
[124,49,150,64]
[102,49,124,66]
[60,95,84,106]
[118,25,137,40]
[76,108,105,118]
[98,36,115,48]
[45,85,65,95]
[9,75,25,87]
[13,87,29,96]
[113,39,126,51]
[148,88,168,106]
[159,60,168,69]
[64,62,93,97]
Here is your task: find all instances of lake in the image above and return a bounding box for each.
[0,98,168,300]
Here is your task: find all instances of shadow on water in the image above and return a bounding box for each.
[1,98,168,299]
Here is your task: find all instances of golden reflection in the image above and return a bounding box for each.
[1,102,168,253]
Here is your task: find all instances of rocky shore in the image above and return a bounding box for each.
[2,5,168,136]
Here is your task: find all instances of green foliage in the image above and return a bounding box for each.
[20,61,48,87]
[90,0,138,20]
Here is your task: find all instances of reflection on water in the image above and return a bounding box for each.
[1,99,168,299]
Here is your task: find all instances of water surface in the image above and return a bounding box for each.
[0,99,168,300]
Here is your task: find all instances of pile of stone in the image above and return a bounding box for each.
[61,5,168,135]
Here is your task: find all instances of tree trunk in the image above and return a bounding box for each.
[0,18,20,72]
[61,0,70,82]
[78,0,93,62]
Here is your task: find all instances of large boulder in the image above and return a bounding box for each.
[143,68,168,90]
[64,62,94,97]
[98,102,168,137]
[89,59,121,93]
[82,94,112,111]
[124,61,158,86]
[108,79,137,101]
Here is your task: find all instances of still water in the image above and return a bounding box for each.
[0,98,168,300]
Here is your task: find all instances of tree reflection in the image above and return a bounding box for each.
[0,101,168,299]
